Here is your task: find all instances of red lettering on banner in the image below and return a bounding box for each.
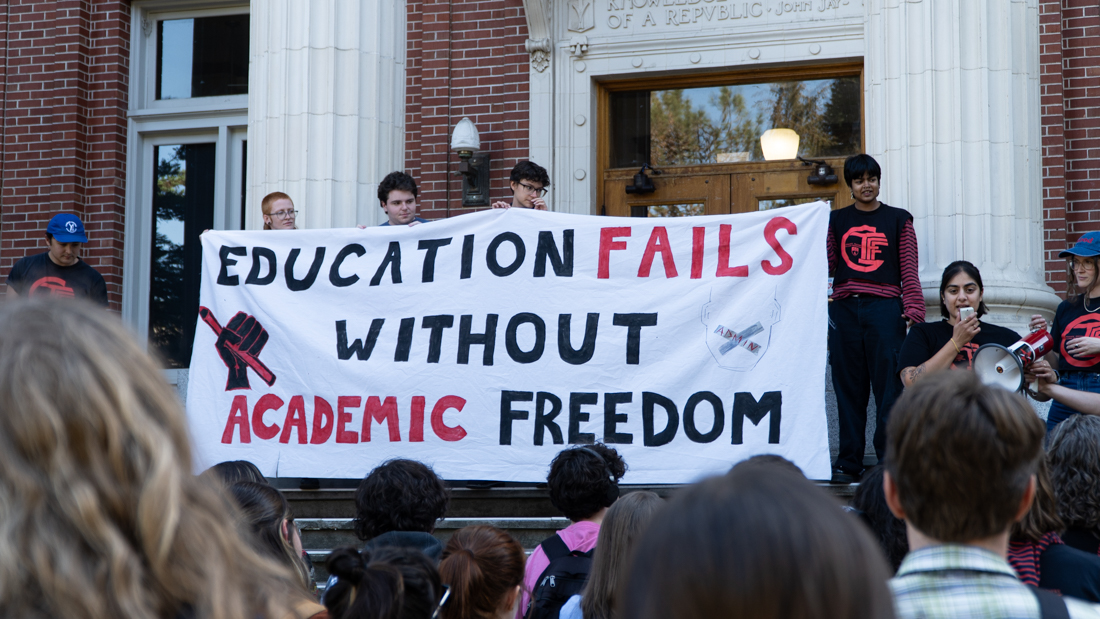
[410,396,426,442]
[432,396,468,441]
[690,227,705,279]
[280,395,309,444]
[598,227,631,279]
[637,227,678,278]
[252,394,283,440]
[762,217,797,275]
[363,396,401,441]
[222,395,251,443]
[717,225,749,277]
[336,396,361,443]
[310,397,334,444]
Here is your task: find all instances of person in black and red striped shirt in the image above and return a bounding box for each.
[827,154,924,484]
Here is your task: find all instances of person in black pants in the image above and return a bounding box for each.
[827,155,924,484]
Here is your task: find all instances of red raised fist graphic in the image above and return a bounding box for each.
[200,307,277,391]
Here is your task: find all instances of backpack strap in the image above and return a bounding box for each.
[539,533,571,562]
[1029,585,1070,619]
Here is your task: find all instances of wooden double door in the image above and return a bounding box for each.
[602,158,849,217]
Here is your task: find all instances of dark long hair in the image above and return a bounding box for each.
[622,466,895,619]
[1048,415,1100,533]
[938,260,990,319]
[325,546,443,619]
[850,466,908,573]
[228,481,311,591]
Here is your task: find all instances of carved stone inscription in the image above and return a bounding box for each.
[603,0,857,31]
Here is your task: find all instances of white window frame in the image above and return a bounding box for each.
[125,0,249,384]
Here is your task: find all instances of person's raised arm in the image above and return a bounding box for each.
[900,314,981,387]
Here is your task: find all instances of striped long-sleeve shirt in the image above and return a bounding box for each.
[827,218,925,323]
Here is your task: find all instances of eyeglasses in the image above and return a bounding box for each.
[1071,258,1096,271]
[270,210,298,220]
[430,584,451,619]
[518,182,547,197]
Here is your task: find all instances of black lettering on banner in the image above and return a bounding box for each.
[505,313,545,363]
[568,392,598,444]
[336,319,385,360]
[486,232,526,277]
[422,315,456,363]
[500,390,533,445]
[461,234,475,279]
[683,391,724,443]
[246,247,277,285]
[534,230,574,277]
[394,317,416,362]
[732,391,782,444]
[285,247,326,291]
[419,238,453,283]
[458,314,498,365]
[370,241,403,286]
[612,313,659,365]
[534,392,564,445]
[558,313,599,365]
[642,392,679,447]
[217,246,247,285]
[603,392,633,444]
[329,244,366,287]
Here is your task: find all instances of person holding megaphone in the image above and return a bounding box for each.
[898,260,1020,387]
[1028,232,1100,430]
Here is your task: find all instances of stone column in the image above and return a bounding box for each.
[247,0,406,229]
[866,0,1061,329]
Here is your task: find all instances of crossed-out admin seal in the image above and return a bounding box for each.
[700,288,782,372]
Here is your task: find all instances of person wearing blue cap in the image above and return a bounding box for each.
[1028,230,1100,430]
[5,213,107,307]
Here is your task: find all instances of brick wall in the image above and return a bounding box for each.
[1042,0,1100,295]
[404,0,531,219]
[0,1,129,308]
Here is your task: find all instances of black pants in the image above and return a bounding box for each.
[828,296,907,475]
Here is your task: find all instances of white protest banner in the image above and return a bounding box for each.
[186,203,830,482]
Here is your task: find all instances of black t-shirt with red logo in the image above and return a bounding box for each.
[1053,296,1100,373]
[829,203,912,286]
[6,252,108,306]
[897,319,1021,373]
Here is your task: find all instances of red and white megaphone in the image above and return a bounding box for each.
[972,329,1054,392]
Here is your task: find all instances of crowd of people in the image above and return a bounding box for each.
[7,298,1100,617]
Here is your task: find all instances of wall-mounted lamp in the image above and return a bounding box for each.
[451,117,490,206]
[760,128,800,161]
[798,156,838,185]
[626,163,661,194]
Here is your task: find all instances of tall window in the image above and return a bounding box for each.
[125,2,249,379]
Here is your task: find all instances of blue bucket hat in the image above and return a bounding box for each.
[46,213,88,243]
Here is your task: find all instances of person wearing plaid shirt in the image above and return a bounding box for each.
[883,372,1100,618]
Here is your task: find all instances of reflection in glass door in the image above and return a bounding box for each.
[150,143,215,367]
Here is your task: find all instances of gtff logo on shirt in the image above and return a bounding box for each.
[1061,314,1100,368]
[841,225,889,273]
[28,277,75,298]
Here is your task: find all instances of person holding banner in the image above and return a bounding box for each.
[827,154,924,484]
[378,171,429,226]
[897,261,1019,387]
[491,161,550,210]
[1028,232,1100,431]
[262,192,298,230]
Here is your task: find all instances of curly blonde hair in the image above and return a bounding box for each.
[0,299,300,619]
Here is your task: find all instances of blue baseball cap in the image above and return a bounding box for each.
[46,213,88,243]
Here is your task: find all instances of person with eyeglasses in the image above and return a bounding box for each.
[262,191,299,230]
[1028,231,1100,431]
[492,160,550,211]
[379,171,429,226]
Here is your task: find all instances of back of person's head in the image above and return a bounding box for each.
[261,191,293,230]
[885,371,1045,542]
[438,525,525,619]
[547,444,627,521]
[623,466,895,619]
[729,454,804,476]
[509,160,550,187]
[378,171,419,204]
[843,153,881,186]
[849,466,908,573]
[1047,414,1100,532]
[325,546,443,619]
[355,459,449,541]
[203,460,266,486]
[580,491,663,619]
[229,481,311,589]
[0,299,298,619]
[1011,456,1065,543]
